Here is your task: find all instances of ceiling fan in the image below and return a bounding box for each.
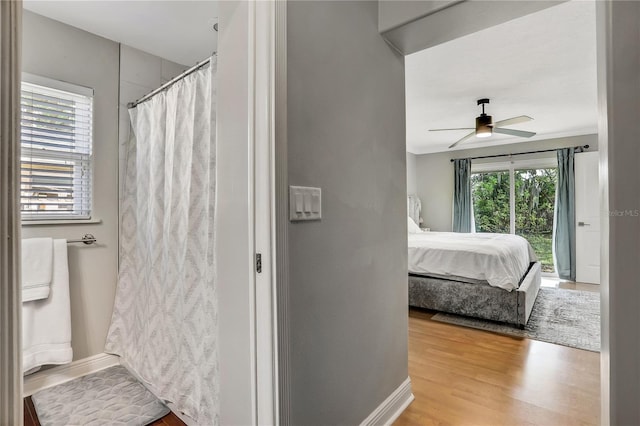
[429,98,536,149]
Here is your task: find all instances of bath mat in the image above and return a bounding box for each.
[32,365,170,426]
[432,287,600,352]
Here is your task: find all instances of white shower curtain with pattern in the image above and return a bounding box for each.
[105,61,218,425]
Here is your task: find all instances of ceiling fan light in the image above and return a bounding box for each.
[476,114,493,138]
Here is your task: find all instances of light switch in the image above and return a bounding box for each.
[295,192,303,213]
[303,193,312,212]
[290,185,321,221]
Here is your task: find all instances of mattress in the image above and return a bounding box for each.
[408,231,537,291]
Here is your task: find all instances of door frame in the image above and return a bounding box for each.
[251,0,280,424]
[380,1,629,423]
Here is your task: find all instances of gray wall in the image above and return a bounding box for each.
[415,134,598,231]
[286,1,408,424]
[596,1,640,424]
[407,152,417,195]
[21,11,119,360]
[415,150,453,231]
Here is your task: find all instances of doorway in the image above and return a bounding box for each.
[396,1,603,424]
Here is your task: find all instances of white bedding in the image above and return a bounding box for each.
[408,232,538,291]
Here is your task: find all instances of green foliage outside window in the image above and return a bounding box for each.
[514,169,557,235]
[471,171,510,234]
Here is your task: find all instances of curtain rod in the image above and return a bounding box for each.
[449,144,590,162]
[127,55,214,109]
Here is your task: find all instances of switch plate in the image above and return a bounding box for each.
[290,186,321,221]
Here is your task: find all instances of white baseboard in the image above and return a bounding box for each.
[360,376,414,426]
[23,353,120,396]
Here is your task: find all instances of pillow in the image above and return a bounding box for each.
[407,216,422,233]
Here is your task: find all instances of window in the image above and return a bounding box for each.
[471,159,558,274]
[20,75,93,221]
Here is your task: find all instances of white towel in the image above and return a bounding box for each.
[21,238,54,302]
[23,239,73,374]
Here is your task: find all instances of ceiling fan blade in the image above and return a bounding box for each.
[493,127,536,138]
[493,115,533,128]
[448,131,476,149]
[429,127,474,132]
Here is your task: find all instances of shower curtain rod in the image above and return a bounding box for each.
[449,144,590,162]
[127,54,215,109]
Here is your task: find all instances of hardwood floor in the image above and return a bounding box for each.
[394,308,600,426]
[541,277,600,293]
[23,396,185,426]
[148,411,186,426]
[23,396,39,426]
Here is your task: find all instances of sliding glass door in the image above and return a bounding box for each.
[471,159,558,274]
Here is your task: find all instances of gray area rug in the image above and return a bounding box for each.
[32,365,170,426]
[432,287,600,352]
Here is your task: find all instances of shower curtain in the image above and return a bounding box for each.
[105,60,218,425]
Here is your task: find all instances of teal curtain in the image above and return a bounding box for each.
[453,158,472,232]
[554,148,576,280]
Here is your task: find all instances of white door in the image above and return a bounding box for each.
[575,151,600,284]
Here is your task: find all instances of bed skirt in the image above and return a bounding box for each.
[408,262,542,328]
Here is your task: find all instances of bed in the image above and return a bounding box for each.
[407,218,542,328]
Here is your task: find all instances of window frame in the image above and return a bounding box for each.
[20,73,95,223]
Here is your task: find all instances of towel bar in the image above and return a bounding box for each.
[67,234,97,245]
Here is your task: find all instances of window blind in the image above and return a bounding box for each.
[20,79,93,220]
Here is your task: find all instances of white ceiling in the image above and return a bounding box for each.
[23,0,218,66]
[405,1,598,154]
